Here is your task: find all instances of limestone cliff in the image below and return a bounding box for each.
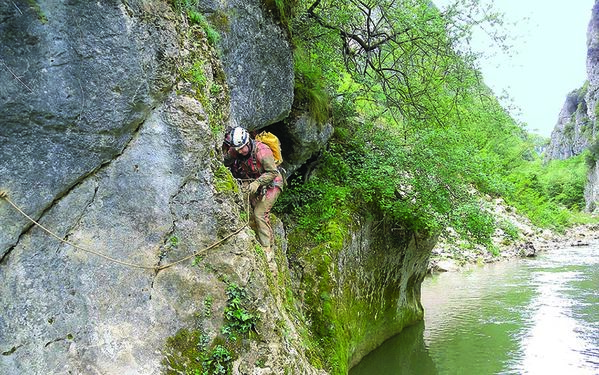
[585,1,599,211]
[0,1,433,374]
[547,0,599,211]
[544,86,592,161]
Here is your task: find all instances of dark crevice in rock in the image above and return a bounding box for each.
[150,176,191,296]
[44,334,73,348]
[0,246,12,264]
[57,182,99,254]
[2,344,22,356]
[1,233,28,266]
[1,117,147,266]
[155,183,184,269]
[260,121,291,161]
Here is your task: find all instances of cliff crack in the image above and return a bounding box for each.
[1,221,35,266]
[149,177,191,298]
[57,183,99,254]
[1,108,149,264]
[44,334,73,348]
[2,344,22,356]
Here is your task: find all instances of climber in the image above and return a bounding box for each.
[222,126,284,256]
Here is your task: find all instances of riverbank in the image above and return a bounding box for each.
[428,197,599,273]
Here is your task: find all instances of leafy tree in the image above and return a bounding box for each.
[276,1,595,372]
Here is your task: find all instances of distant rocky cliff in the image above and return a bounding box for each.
[544,86,592,161]
[584,1,599,211]
[546,0,599,211]
[0,1,431,374]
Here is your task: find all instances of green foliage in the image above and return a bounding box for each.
[191,255,204,267]
[164,235,180,251]
[540,155,587,209]
[203,295,213,318]
[171,0,220,45]
[221,283,258,340]
[586,138,599,167]
[563,121,575,140]
[185,61,207,90]
[278,113,503,245]
[169,235,180,248]
[210,83,223,96]
[27,0,48,23]
[293,44,331,124]
[254,243,265,257]
[164,329,231,375]
[163,329,205,373]
[503,154,588,231]
[498,220,520,242]
[193,14,221,46]
[276,1,598,371]
[202,345,232,375]
[212,162,239,193]
[262,0,298,35]
[208,11,231,32]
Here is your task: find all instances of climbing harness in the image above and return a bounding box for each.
[0,190,250,272]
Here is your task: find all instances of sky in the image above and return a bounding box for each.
[437,0,595,137]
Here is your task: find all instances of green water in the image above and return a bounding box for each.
[350,241,599,374]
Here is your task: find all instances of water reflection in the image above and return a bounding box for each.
[350,322,438,375]
[350,243,599,375]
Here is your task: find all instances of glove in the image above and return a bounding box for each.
[248,181,261,194]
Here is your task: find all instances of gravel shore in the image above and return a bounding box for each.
[428,198,599,273]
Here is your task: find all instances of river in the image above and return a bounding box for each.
[350,239,599,374]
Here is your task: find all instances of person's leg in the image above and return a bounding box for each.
[252,187,281,249]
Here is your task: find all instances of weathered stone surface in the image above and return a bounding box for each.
[545,88,592,161]
[0,94,236,373]
[585,1,599,211]
[0,1,314,373]
[204,0,294,130]
[585,161,599,211]
[0,90,322,374]
[289,214,436,373]
[340,223,435,368]
[586,1,599,125]
[0,0,179,257]
[280,113,334,175]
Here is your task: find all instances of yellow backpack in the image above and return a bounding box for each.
[255,131,283,165]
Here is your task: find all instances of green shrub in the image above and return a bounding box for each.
[171,0,220,45]
[221,283,258,341]
[262,0,298,35]
[293,45,330,124]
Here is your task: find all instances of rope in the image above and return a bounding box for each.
[0,190,250,272]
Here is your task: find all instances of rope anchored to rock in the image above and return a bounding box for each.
[0,190,249,272]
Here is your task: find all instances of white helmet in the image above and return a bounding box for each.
[230,127,249,150]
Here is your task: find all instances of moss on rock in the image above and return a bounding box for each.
[286,210,434,374]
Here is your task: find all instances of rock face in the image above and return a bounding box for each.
[0,1,432,374]
[545,87,592,161]
[203,0,294,130]
[0,0,179,256]
[266,112,334,175]
[547,0,599,211]
[585,1,599,211]
[286,214,435,373]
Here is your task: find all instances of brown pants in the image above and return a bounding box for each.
[250,186,281,248]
